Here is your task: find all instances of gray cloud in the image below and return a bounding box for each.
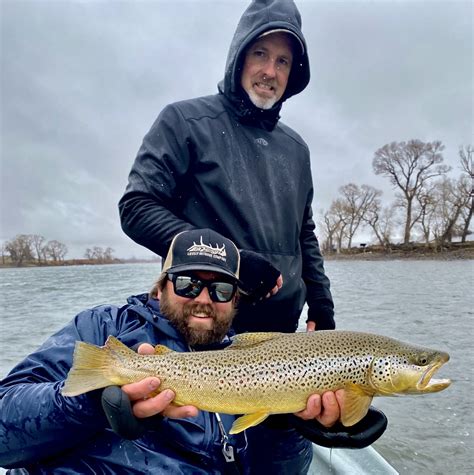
[1,0,472,258]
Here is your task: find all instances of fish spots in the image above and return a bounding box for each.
[68,332,449,416]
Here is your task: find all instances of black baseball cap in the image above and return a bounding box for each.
[159,229,241,282]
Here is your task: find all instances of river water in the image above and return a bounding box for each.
[0,260,472,474]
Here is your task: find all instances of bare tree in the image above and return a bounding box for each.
[1,243,7,265]
[328,199,349,252]
[31,234,46,264]
[4,234,34,266]
[84,246,115,262]
[458,145,473,242]
[415,176,471,247]
[363,200,396,248]
[338,183,382,248]
[103,247,115,261]
[91,246,105,262]
[44,240,68,262]
[415,186,437,245]
[373,140,450,244]
[320,210,342,253]
[432,177,472,245]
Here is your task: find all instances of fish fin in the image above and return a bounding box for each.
[229,411,270,434]
[340,383,374,427]
[61,336,135,397]
[227,332,285,350]
[154,344,174,355]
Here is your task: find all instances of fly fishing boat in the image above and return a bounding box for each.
[310,445,398,474]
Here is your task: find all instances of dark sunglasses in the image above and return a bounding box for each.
[167,273,237,303]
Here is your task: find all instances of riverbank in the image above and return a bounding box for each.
[0,258,161,269]
[1,243,472,267]
[324,241,474,261]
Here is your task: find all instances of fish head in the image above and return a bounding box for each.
[369,345,451,396]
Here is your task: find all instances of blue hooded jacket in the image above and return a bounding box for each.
[0,294,246,474]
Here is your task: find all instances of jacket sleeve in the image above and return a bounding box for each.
[300,188,335,330]
[118,104,197,257]
[0,309,114,468]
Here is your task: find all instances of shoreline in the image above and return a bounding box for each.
[0,259,160,269]
[324,248,474,261]
[1,245,473,268]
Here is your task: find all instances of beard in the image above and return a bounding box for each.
[246,88,278,110]
[159,288,236,346]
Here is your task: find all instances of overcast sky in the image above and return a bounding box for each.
[1,0,472,259]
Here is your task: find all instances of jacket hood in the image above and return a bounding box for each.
[219,0,310,113]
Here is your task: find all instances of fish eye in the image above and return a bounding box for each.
[417,353,429,365]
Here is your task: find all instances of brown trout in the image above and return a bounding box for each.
[61,331,451,434]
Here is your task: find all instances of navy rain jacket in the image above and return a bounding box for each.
[119,0,335,333]
[0,295,246,474]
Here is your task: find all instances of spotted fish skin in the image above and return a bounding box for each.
[62,331,451,433]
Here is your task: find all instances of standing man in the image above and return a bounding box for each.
[119,1,337,472]
[119,0,334,335]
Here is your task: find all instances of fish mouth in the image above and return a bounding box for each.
[416,352,451,392]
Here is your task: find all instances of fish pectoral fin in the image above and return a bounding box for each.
[227,332,284,350]
[154,344,173,355]
[229,412,270,434]
[340,383,374,427]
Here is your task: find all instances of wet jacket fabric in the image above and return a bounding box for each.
[0,294,246,474]
[119,0,335,333]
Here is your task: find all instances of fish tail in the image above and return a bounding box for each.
[61,336,133,397]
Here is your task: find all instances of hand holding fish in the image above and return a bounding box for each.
[122,342,340,427]
[295,390,344,428]
[121,343,198,420]
[66,331,451,436]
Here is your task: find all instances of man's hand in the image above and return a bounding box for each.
[120,377,198,419]
[294,390,344,427]
[268,274,283,298]
[122,343,198,419]
[238,249,282,301]
[289,391,388,449]
[101,343,198,440]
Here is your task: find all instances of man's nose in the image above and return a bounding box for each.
[261,59,277,78]
[193,285,213,304]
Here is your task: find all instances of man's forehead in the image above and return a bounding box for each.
[250,32,295,55]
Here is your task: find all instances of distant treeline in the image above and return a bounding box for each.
[0,234,159,267]
[319,142,473,253]
[2,142,472,265]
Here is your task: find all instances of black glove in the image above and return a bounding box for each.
[102,386,145,440]
[238,249,281,301]
[306,304,335,330]
[101,386,163,440]
[287,406,388,449]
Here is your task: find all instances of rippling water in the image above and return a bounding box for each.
[1,260,473,474]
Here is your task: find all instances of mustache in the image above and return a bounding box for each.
[259,75,275,84]
[183,302,216,320]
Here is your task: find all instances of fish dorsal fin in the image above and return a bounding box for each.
[227,332,284,350]
[106,335,135,354]
[340,383,374,427]
[229,411,270,434]
[154,344,174,355]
